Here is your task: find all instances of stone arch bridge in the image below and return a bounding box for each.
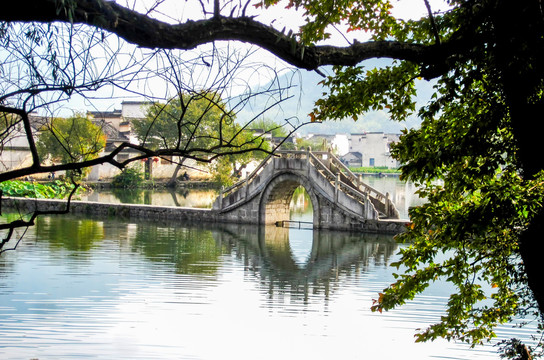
[212,150,407,233]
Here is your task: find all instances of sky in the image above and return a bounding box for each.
[50,0,449,134]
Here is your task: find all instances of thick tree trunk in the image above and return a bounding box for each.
[166,158,187,188]
[509,100,544,315]
[509,102,544,313]
[493,0,544,314]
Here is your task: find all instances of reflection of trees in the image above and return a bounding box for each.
[169,189,189,207]
[36,215,104,252]
[107,188,209,207]
[213,224,398,305]
[130,223,227,275]
[8,214,397,304]
[289,186,313,217]
[111,188,144,204]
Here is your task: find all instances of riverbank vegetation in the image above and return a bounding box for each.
[349,166,400,175]
[0,180,81,199]
[111,167,145,189]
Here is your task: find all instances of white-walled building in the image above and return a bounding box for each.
[0,127,35,175]
[87,101,213,181]
[297,133,349,155]
[345,132,401,168]
[0,115,55,179]
[331,134,349,156]
[340,151,363,167]
[88,101,150,144]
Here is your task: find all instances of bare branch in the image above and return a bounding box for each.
[423,0,441,45]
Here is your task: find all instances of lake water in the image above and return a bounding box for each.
[0,212,536,359]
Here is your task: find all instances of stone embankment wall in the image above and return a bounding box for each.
[3,197,408,234]
[3,197,218,223]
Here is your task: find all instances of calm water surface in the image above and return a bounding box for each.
[81,188,219,209]
[0,213,534,359]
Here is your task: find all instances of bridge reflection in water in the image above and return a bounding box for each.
[214,183,399,303]
[213,222,398,303]
[24,213,398,305]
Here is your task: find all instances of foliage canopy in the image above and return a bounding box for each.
[132,92,271,186]
[36,115,106,179]
[37,115,106,164]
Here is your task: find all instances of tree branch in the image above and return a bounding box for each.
[0,106,42,171]
[1,0,443,73]
[423,0,441,45]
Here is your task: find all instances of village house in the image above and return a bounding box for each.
[0,102,208,181]
[0,114,50,179]
[4,104,398,182]
[340,151,363,167]
[86,101,146,180]
[341,132,401,169]
[86,101,212,181]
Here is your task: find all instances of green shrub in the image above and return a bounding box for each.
[111,167,144,188]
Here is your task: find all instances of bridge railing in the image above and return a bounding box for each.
[308,151,370,205]
[276,149,329,159]
[328,152,383,199]
[218,153,274,201]
[216,150,322,210]
[309,150,399,219]
[219,150,327,199]
[307,151,336,182]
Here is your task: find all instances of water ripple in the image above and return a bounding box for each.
[0,216,537,360]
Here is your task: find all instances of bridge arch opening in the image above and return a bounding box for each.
[260,173,318,227]
[288,186,314,266]
[261,181,316,268]
[289,186,313,224]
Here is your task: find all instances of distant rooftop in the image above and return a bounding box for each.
[121,100,153,105]
[87,109,122,118]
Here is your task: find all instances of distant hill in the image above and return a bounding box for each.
[237,60,436,135]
